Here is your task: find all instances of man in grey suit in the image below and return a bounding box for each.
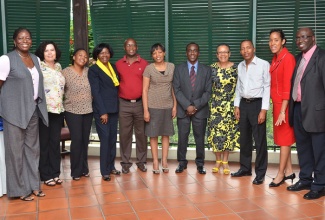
[287,27,325,199]
[173,42,212,174]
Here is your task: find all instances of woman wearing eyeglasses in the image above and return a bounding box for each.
[207,43,239,174]
[268,29,296,187]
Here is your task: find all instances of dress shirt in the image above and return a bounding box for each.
[234,56,271,110]
[296,44,317,101]
[187,61,198,75]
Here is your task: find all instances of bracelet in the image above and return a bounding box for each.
[280,111,285,114]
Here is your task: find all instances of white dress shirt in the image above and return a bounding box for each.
[234,56,271,110]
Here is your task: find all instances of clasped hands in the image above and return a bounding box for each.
[186,105,197,116]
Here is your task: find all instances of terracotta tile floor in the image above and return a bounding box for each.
[0,156,324,219]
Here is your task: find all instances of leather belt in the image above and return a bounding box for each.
[241,98,262,103]
[120,97,142,103]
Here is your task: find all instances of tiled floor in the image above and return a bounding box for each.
[0,156,324,219]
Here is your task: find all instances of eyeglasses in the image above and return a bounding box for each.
[295,35,313,41]
[217,51,230,54]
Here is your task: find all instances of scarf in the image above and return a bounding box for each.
[96,60,119,86]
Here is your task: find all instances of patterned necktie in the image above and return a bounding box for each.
[190,66,196,90]
[292,57,306,101]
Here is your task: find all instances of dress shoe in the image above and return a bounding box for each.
[303,189,325,200]
[122,167,130,174]
[175,164,187,173]
[253,177,264,185]
[197,166,206,174]
[137,163,147,172]
[269,177,285,187]
[102,175,111,181]
[231,169,252,177]
[287,180,311,191]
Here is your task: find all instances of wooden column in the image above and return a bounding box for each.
[73,0,88,54]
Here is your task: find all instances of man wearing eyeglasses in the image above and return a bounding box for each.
[287,27,325,200]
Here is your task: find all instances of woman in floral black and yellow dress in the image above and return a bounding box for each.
[207,43,239,174]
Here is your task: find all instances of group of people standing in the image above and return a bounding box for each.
[0,25,324,202]
[228,27,325,201]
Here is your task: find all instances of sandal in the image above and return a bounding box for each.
[20,194,34,201]
[110,170,121,175]
[44,179,56,186]
[32,190,46,197]
[222,161,230,175]
[161,161,169,173]
[54,177,63,184]
[212,160,222,173]
[152,169,160,174]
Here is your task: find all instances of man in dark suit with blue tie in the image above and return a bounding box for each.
[288,27,325,199]
[173,42,212,174]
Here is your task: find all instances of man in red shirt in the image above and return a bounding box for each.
[116,38,148,174]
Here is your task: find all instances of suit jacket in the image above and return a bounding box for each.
[289,46,325,132]
[88,63,119,116]
[173,61,212,119]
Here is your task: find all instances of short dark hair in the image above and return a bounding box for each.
[186,42,200,52]
[270,29,287,45]
[217,43,231,51]
[35,41,61,62]
[92,43,114,60]
[12,27,32,50]
[150,43,165,55]
[72,48,87,65]
[240,39,254,48]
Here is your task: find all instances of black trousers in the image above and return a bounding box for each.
[293,102,325,191]
[177,116,207,166]
[94,112,118,176]
[65,111,93,177]
[39,112,64,181]
[239,99,267,178]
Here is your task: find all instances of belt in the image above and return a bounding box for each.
[120,97,142,103]
[241,98,262,103]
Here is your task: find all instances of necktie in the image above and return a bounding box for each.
[190,66,196,90]
[292,57,306,101]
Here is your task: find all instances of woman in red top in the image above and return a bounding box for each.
[269,29,296,187]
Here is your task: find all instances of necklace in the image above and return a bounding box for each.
[16,50,30,58]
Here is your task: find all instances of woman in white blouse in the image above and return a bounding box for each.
[35,41,65,186]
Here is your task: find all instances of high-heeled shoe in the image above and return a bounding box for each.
[284,173,296,183]
[269,177,285,187]
[161,161,169,173]
[212,160,222,173]
[152,169,160,174]
[222,161,230,175]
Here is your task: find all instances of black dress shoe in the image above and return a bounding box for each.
[197,166,206,174]
[231,169,252,177]
[253,177,264,185]
[287,180,311,191]
[137,163,147,172]
[122,167,130,174]
[175,164,187,173]
[102,175,111,181]
[303,189,325,200]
